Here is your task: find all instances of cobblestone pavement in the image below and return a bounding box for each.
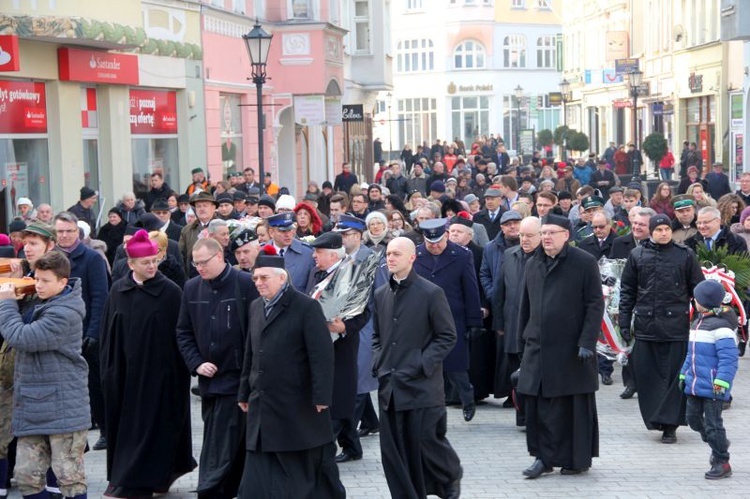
[7,357,750,498]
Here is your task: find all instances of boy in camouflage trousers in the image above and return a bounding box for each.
[0,252,89,499]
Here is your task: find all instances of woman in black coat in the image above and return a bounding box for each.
[98,208,127,266]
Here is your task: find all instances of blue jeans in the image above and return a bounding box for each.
[660,168,672,180]
[686,395,730,463]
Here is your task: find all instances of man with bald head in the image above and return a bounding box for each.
[373,237,463,499]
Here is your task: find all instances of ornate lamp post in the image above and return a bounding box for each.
[242,21,273,194]
[627,69,644,177]
[514,84,523,155]
[559,79,571,161]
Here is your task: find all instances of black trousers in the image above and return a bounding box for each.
[84,347,105,431]
[197,395,246,499]
[336,393,379,459]
[444,371,474,408]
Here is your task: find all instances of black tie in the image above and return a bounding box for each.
[314,270,328,284]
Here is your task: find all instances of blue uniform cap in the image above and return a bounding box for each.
[334,214,367,233]
[419,218,448,243]
[267,212,297,231]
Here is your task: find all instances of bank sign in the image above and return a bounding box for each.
[0,80,47,133]
[58,48,139,86]
[129,89,177,135]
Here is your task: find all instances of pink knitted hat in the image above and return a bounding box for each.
[125,229,158,258]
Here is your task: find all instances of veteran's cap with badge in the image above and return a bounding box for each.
[310,231,342,250]
[671,194,695,211]
[419,218,448,243]
[267,212,296,231]
[334,214,367,233]
[581,196,605,211]
[230,229,258,252]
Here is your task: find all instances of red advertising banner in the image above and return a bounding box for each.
[0,80,47,133]
[129,89,177,135]
[58,47,139,86]
[0,35,20,72]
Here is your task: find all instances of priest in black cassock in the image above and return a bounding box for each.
[100,230,196,497]
[517,214,603,478]
[237,246,345,498]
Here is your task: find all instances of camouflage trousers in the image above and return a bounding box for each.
[0,388,12,459]
[15,430,87,497]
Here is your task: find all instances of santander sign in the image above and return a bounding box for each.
[58,47,138,85]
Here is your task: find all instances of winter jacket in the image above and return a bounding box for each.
[66,242,110,339]
[0,280,90,437]
[573,164,593,186]
[619,240,704,342]
[680,308,739,401]
[115,199,147,226]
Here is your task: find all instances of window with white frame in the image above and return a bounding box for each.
[254,0,266,18]
[536,35,556,68]
[406,0,423,10]
[354,0,370,53]
[503,35,526,67]
[396,39,434,72]
[232,0,245,13]
[398,98,437,148]
[211,0,224,7]
[454,40,486,69]
[537,0,550,8]
[512,0,525,8]
[289,0,312,19]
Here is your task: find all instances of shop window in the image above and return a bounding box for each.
[0,139,51,221]
[452,96,490,147]
[220,94,244,174]
[397,98,437,149]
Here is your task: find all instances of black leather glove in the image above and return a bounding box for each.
[620,328,632,343]
[82,336,99,358]
[577,347,594,362]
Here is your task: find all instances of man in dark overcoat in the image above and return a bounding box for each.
[517,214,604,478]
[373,237,462,499]
[619,214,704,443]
[100,230,196,497]
[237,247,345,498]
[414,219,483,421]
[175,238,257,498]
[493,216,542,419]
[305,231,370,463]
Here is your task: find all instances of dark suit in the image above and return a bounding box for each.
[609,233,643,259]
[238,286,344,498]
[164,220,183,242]
[373,270,461,498]
[578,232,616,261]
[473,207,507,241]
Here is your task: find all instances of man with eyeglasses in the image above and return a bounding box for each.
[517,214,603,479]
[100,230,196,496]
[54,211,110,451]
[619,214,704,444]
[176,238,257,499]
[686,206,748,255]
[493,216,542,425]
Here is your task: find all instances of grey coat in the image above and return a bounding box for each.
[0,280,89,437]
[492,245,531,354]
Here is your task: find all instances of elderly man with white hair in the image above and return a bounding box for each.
[116,191,146,225]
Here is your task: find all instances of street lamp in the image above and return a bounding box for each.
[242,21,273,195]
[514,84,523,155]
[559,78,570,161]
[627,69,644,177]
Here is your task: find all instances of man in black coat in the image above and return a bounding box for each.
[237,248,345,498]
[176,238,257,499]
[685,206,748,256]
[150,199,183,242]
[704,162,732,200]
[333,162,359,194]
[373,237,462,499]
[100,230,196,496]
[473,186,506,241]
[517,214,603,478]
[619,214,704,444]
[578,212,616,261]
[386,163,410,200]
[589,160,617,200]
[304,232,370,463]
[144,172,172,212]
[493,216,542,419]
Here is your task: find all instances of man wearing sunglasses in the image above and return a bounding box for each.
[176,238,258,499]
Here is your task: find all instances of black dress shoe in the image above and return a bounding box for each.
[356,427,379,437]
[601,374,613,385]
[522,458,552,479]
[619,386,636,399]
[335,452,361,463]
[93,435,108,451]
[560,467,589,475]
[444,477,461,499]
[661,428,677,444]
[463,403,476,422]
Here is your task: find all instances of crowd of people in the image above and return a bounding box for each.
[0,135,744,498]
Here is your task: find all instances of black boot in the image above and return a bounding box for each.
[705,462,732,480]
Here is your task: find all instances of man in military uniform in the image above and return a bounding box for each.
[670,195,698,244]
[573,196,605,241]
[266,212,315,291]
[231,229,260,273]
[415,219,483,421]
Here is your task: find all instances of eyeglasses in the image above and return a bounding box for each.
[696,218,719,226]
[251,275,272,282]
[540,230,567,237]
[191,253,218,268]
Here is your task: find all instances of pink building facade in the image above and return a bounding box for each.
[201,1,346,196]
